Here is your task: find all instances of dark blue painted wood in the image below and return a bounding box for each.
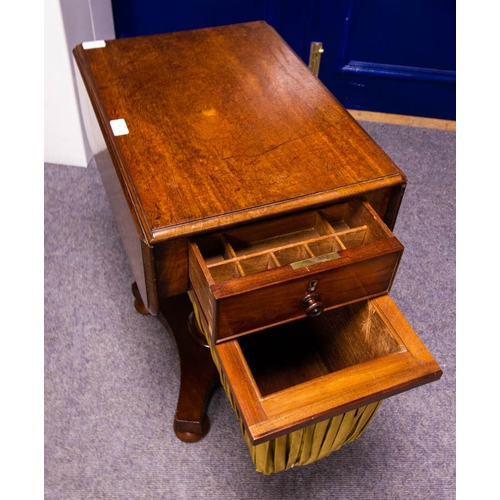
[111,0,456,120]
[306,0,456,119]
[111,1,311,65]
[111,0,266,37]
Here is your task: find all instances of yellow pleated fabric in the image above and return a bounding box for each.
[189,293,382,474]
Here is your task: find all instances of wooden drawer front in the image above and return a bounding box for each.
[189,200,404,343]
[208,295,442,445]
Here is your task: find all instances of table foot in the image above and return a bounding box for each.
[131,282,150,315]
[174,414,211,443]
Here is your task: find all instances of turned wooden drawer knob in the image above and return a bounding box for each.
[301,293,325,317]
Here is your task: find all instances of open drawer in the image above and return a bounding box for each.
[191,293,442,446]
[189,199,404,343]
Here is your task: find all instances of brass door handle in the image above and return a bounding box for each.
[308,42,324,77]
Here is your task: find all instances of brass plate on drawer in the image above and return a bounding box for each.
[290,251,340,270]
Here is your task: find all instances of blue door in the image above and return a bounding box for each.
[305,0,456,119]
[111,0,456,120]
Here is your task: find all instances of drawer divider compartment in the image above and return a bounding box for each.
[189,200,404,342]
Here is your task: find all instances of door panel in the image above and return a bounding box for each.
[111,0,456,120]
[111,0,310,61]
[306,0,456,119]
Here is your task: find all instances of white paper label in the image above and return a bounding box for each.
[82,40,106,50]
[110,119,129,136]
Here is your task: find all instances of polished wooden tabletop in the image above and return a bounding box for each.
[73,21,405,243]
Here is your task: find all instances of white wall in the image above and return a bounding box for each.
[44,0,115,167]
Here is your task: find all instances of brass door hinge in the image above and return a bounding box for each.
[308,42,324,77]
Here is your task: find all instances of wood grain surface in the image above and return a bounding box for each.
[73,21,406,242]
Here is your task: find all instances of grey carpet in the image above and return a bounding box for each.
[44,121,456,499]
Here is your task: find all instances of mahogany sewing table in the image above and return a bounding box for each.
[73,22,441,449]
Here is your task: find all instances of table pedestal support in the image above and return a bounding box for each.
[132,283,220,442]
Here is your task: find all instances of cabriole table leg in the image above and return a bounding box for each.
[131,283,220,441]
[157,294,221,442]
